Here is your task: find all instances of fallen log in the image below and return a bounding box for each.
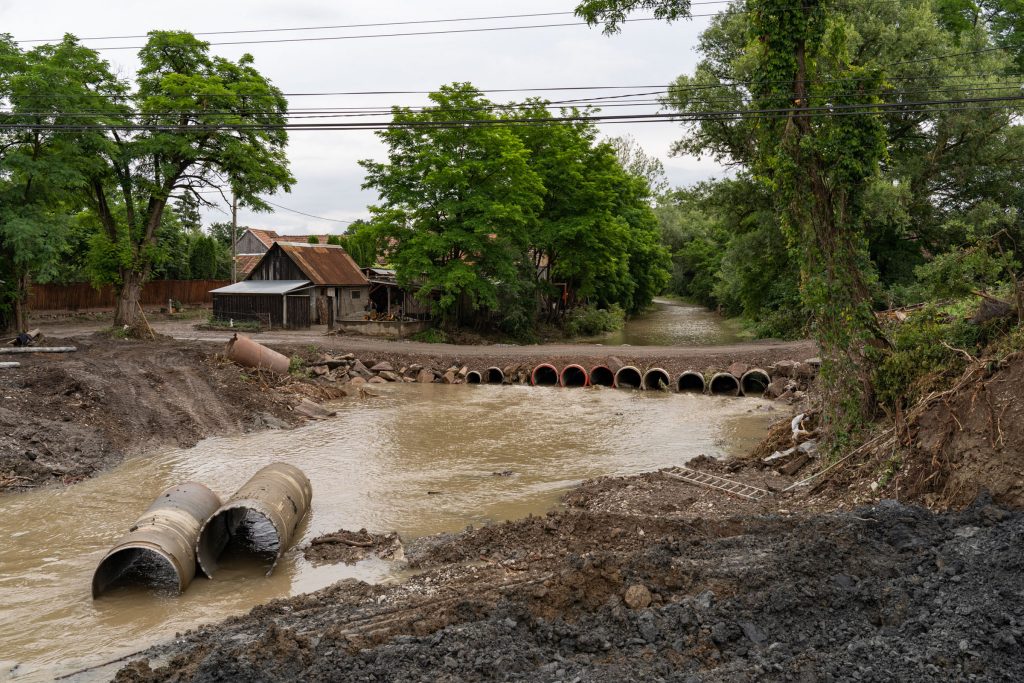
[0,346,76,354]
[311,534,374,548]
[0,362,21,368]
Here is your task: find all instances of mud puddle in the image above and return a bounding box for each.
[0,383,780,680]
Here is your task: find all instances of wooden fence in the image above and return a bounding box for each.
[28,279,231,312]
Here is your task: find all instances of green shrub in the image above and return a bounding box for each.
[411,327,448,344]
[564,304,625,337]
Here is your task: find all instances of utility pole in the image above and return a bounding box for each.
[231,192,238,283]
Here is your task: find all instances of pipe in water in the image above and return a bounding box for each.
[642,367,672,392]
[589,365,615,387]
[614,365,643,390]
[531,364,559,386]
[484,367,505,384]
[196,462,312,578]
[92,482,222,598]
[740,368,771,396]
[560,364,589,387]
[225,334,290,374]
[677,371,706,393]
[709,372,741,396]
[466,371,482,384]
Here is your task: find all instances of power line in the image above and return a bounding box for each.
[260,199,357,225]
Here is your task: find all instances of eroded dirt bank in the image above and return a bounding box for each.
[115,489,1022,682]
[0,336,326,491]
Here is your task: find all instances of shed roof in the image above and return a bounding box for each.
[234,254,263,277]
[247,228,281,249]
[274,242,368,286]
[211,280,312,295]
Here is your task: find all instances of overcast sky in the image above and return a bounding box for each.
[2,1,723,235]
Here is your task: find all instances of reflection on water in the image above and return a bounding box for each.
[0,383,779,681]
[587,298,747,347]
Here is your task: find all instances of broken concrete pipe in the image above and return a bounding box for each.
[225,333,290,375]
[92,482,222,599]
[614,365,643,390]
[531,363,559,386]
[196,462,312,578]
[740,368,771,396]
[589,365,615,387]
[642,367,672,391]
[466,370,482,384]
[484,367,505,384]
[677,371,706,393]
[709,372,741,396]
[560,364,590,387]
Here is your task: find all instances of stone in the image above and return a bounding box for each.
[368,376,387,384]
[442,370,457,384]
[351,360,372,379]
[772,360,797,379]
[311,364,330,377]
[417,369,435,384]
[378,371,400,382]
[795,362,816,379]
[457,365,469,378]
[740,621,768,644]
[623,584,652,610]
[727,362,749,379]
[407,363,423,375]
[764,378,788,399]
[350,376,367,386]
[370,361,394,373]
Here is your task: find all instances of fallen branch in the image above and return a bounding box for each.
[0,346,76,354]
[311,534,374,548]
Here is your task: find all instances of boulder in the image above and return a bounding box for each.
[378,371,400,382]
[351,360,372,379]
[311,364,330,377]
[370,361,394,373]
[772,360,797,379]
[624,584,652,610]
[457,365,469,378]
[442,370,457,384]
[795,362,816,380]
[350,376,367,386]
[368,376,387,384]
[727,362,749,379]
[416,369,435,384]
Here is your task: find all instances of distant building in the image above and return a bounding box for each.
[233,228,336,278]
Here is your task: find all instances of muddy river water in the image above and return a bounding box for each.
[0,383,780,681]
[587,298,747,347]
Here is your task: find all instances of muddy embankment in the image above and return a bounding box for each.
[0,336,334,491]
[110,351,1024,682]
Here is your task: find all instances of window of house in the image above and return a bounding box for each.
[351,290,361,299]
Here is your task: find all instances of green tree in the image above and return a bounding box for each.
[337,219,381,268]
[360,83,544,328]
[85,31,293,329]
[188,234,221,279]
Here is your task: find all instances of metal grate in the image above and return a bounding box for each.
[665,468,772,501]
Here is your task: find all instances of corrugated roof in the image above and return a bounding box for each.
[234,254,263,276]
[247,229,281,248]
[276,234,331,245]
[211,280,312,295]
[276,242,368,286]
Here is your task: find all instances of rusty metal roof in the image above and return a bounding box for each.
[275,234,331,245]
[247,229,281,249]
[234,254,263,276]
[275,242,368,286]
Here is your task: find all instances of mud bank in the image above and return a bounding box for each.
[0,336,333,491]
[114,487,1023,682]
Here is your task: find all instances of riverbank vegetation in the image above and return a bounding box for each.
[579,0,1024,447]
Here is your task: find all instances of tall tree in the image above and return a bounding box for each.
[360,83,544,328]
[85,31,293,329]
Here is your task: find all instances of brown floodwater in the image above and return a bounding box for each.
[0,383,780,681]
[586,298,748,347]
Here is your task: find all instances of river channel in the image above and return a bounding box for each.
[0,382,780,681]
[587,298,747,347]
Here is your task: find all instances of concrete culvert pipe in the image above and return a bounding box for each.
[677,371,706,393]
[485,367,505,384]
[589,365,615,387]
[614,366,643,390]
[196,462,312,578]
[466,371,482,384]
[741,368,771,396]
[709,372,741,396]
[92,482,221,598]
[560,364,589,387]
[642,368,672,392]
[531,364,559,386]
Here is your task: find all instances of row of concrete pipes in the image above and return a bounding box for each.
[91,462,312,598]
[465,364,771,396]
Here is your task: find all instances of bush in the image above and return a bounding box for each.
[564,304,625,337]
[411,327,448,344]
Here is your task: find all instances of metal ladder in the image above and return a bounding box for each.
[665,467,772,501]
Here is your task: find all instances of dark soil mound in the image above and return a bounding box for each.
[115,499,1023,682]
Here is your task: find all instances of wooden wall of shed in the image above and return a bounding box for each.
[249,249,305,281]
[213,293,284,327]
[236,232,271,255]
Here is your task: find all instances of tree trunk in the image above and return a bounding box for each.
[13,271,30,333]
[113,269,146,328]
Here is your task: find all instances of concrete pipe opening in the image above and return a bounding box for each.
[92,482,221,598]
[531,364,559,386]
[589,365,615,387]
[642,368,672,391]
[196,462,312,578]
[709,372,741,396]
[677,371,706,393]
[485,367,505,384]
[560,364,589,387]
[466,371,482,384]
[741,368,771,396]
[614,366,643,390]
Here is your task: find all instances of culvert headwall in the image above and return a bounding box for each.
[196,462,312,578]
[92,482,222,598]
